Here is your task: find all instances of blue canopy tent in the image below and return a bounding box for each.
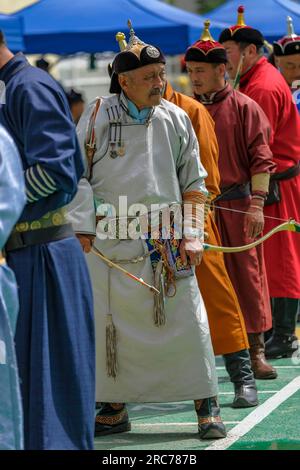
[11,0,229,55]
[276,0,300,17]
[208,0,300,43]
[0,14,24,52]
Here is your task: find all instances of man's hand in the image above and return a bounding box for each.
[76,233,95,253]
[179,237,204,266]
[244,199,264,239]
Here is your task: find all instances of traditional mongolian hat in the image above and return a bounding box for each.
[219,5,264,47]
[109,20,166,94]
[273,16,300,57]
[184,19,227,64]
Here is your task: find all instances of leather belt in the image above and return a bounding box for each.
[216,182,251,202]
[5,223,74,252]
[271,162,300,182]
[0,250,5,265]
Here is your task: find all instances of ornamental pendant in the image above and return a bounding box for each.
[117,144,125,157]
[109,142,118,159]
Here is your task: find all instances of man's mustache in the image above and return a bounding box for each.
[149,88,162,96]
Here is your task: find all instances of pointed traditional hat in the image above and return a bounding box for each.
[219,5,264,47]
[109,20,165,93]
[273,16,300,56]
[185,19,227,63]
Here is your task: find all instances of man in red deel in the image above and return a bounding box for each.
[220,5,300,360]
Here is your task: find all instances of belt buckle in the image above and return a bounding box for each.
[7,230,27,251]
[15,231,27,249]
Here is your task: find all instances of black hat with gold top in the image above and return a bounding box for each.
[184,20,227,64]
[109,20,166,94]
[273,16,300,56]
[219,5,264,47]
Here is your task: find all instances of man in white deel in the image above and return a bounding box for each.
[68,24,226,440]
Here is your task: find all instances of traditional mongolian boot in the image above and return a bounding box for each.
[95,403,131,436]
[223,349,258,408]
[265,298,299,359]
[195,397,227,439]
[266,333,299,359]
[248,333,277,379]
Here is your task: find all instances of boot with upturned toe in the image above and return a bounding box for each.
[248,333,277,379]
[224,349,258,408]
[195,397,227,439]
[95,403,131,436]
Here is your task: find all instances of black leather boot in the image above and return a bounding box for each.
[95,403,131,436]
[223,349,258,408]
[195,397,227,439]
[266,298,299,359]
[265,333,299,359]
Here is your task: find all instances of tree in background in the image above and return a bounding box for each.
[164,1,227,14]
[196,0,226,13]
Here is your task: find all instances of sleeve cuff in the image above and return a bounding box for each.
[25,164,57,203]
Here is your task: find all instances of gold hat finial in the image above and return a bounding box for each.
[200,20,215,41]
[287,16,297,39]
[126,19,146,48]
[237,5,246,27]
[127,19,134,36]
[115,32,127,51]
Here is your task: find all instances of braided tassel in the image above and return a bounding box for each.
[106,314,117,378]
[153,259,166,326]
[105,265,117,378]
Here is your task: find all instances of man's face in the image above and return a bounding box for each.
[119,63,166,109]
[276,54,300,87]
[223,40,246,80]
[186,61,224,95]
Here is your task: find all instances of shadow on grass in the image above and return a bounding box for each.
[94,431,207,451]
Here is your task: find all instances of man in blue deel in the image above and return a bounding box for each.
[0,30,95,450]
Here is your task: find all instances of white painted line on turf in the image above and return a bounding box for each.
[205,376,300,451]
[216,365,300,370]
[219,391,277,395]
[132,421,240,427]
[261,365,300,368]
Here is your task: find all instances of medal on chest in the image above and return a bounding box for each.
[107,106,126,158]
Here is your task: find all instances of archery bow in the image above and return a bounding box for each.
[203,219,300,253]
[90,220,300,289]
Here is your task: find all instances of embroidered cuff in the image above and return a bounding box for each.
[183,191,205,241]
